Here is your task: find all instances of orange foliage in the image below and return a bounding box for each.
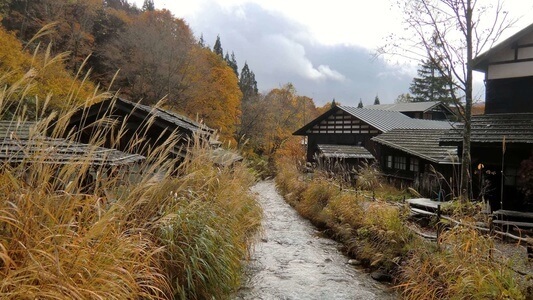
[179,47,242,144]
[0,26,96,114]
[472,102,485,115]
[239,83,320,155]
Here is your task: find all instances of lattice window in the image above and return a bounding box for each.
[410,158,419,172]
[386,155,393,168]
[394,156,407,170]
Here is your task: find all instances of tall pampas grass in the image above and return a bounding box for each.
[0,36,261,299]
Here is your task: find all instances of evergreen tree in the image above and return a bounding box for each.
[374,95,380,105]
[224,51,238,77]
[142,0,155,11]
[357,98,364,108]
[239,62,258,102]
[409,59,454,103]
[198,34,206,48]
[331,99,336,108]
[213,35,223,58]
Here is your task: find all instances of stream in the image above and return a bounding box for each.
[234,180,395,300]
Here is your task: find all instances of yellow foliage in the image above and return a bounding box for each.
[180,47,242,144]
[0,25,97,116]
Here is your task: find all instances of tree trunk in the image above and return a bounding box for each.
[461,0,473,201]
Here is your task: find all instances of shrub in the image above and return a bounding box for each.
[398,226,524,299]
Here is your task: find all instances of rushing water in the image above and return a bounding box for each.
[234,180,395,300]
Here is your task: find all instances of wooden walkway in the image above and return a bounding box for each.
[407,198,449,211]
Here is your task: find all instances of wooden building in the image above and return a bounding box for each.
[441,114,533,210]
[61,97,217,161]
[440,23,533,211]
[365,101,456,121]
[0,120,144,167]
[0,120,145,192]
[372,129,459,199]
[472,23,533,114]
[293,105,453,168]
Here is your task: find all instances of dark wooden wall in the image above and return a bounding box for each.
[468,143,533,211]
[379,146,457,200]
[485,76,533,114]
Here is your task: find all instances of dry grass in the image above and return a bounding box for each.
[398,226,524,299]
[0,50,262,299]
[274,140,528,299]
[274,143,414,273]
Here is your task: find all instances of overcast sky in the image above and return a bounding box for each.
[133,0,533,106]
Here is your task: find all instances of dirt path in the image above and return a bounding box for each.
[234,180,395,300]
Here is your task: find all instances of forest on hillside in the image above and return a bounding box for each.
[0,0,329,154]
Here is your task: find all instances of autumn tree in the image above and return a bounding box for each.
[395,93,413,103]
[180,47,242,143]
[0,26,96,117]
[383,0,514,200]
[100,9,195,104]
[317,101,336,115]
[238,83,320,154]
[255,84,314,154]
[2,0,102,71]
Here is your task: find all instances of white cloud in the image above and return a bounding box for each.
[135,0,414,104]
[317,65,346,81]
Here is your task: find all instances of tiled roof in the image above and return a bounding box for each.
[365,101,443,112]
[317,144,375,159]
[440,113,533,144]
[372,129,459,164]
[115,98,213,135]
[0,120,144,166]
[339,106,453,132]
[0,120,38,139]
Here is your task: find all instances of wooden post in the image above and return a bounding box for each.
[437,204,441,249]
[489,215,494,259]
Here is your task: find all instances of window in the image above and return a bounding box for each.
[394,156,407,170]
[410,158,419,172]
[386,155,393,168]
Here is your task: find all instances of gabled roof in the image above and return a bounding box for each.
[372,129,459,164]
[317,144,375,159]
[339,106,453,132]
[440,113,533,144]
[472,23,533,72]
[68,97,213,136]
[293,106,453,135]
[365,101,444,113]
[0,121,144,166]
